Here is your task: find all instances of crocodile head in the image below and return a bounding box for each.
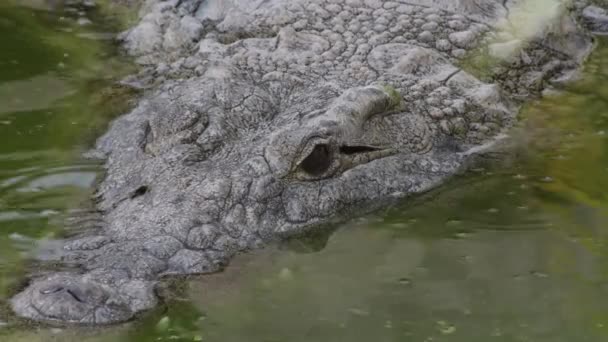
[11,0,602,324]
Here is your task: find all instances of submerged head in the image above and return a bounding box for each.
[11,57,512,323]
[19,0,599,324]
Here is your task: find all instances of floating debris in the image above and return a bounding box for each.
[278,267,294,281]
[530,271,549,278]
[437,320,456,335]
[77,17,93,26]
[156,316,171,332]
[348,308,370,316]
[397,277,412,286]
[445,219,462,226]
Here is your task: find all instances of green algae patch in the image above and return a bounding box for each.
[96,0,141,29]
[382,84,402,109]
[459,0,572,83]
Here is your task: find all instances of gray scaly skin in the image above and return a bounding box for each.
[10,0,608,324]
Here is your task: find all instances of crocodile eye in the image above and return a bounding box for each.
[300,144,332,176]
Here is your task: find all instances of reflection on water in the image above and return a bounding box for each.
[2,2,608,342]
[0,73,73,114]
[0,2,132,333]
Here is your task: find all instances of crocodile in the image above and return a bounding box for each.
[10,0,608,324]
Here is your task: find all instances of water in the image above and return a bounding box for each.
[0,0,134,332]
[2,2,608,342]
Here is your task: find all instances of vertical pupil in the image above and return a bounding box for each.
[301,144,331,176]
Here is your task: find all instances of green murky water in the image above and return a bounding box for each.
[0,1,134,338]
[3,2,608,342]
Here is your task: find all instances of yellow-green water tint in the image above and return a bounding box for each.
[4,4,608,342]
[0,0,133,330]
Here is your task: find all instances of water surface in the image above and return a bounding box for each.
[0,1,133,334]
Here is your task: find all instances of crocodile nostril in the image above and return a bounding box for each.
[39,285,87,303]
[40,286,64,295]
[131,185,149,199]
[66,288,86,303]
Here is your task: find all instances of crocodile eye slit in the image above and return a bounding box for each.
[300,144,332,176]
[339,145,382,155]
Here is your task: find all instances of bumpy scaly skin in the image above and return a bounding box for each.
[10,0,608,324]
